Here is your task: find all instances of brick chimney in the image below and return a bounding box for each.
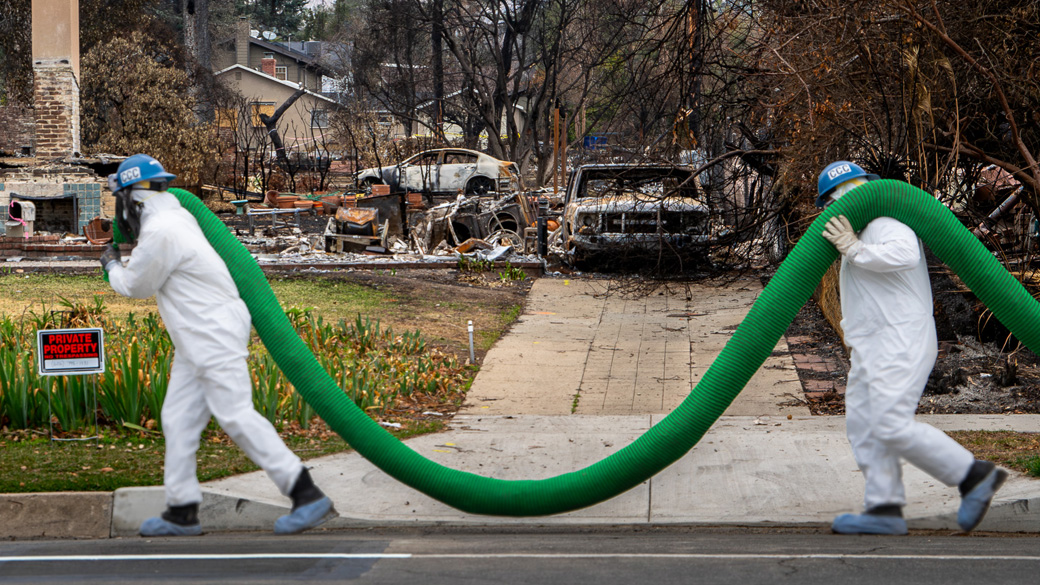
[31,0,81,160]
[261,57,277,77]
[236,17,251,66]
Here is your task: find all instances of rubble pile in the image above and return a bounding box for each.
[226,190,551,267]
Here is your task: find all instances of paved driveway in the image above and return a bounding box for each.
[462,277,808,417]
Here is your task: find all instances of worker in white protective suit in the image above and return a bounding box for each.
[817,161,1008,535]
[101,154,336,537]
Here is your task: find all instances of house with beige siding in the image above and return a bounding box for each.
[212,19,340,152]
[213,19,326,92]
[214,64,338,148]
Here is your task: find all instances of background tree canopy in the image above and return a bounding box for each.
[81,31,218,186]
[1,0,1037,259]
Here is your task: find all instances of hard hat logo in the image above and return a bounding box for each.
[119,167,142,185]
[827,164,853,181]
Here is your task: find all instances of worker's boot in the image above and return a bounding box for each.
[957,460,1008,533]
[140,503,202,536]
[274,467,336,534]
[832,504,908,535]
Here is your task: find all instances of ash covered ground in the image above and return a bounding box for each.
[786,262,1040,416]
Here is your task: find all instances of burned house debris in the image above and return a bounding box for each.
[409,192,537,254]
[0,162,116,260]
[0,0,117,260]
[323,193,401,254]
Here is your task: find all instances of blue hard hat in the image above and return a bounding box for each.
[815,161,878,207]
[114,154,176,191]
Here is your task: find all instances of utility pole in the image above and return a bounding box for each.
[686,0,705,146]
[431,0,445,143]
[553,107,560,195]
[561,111,567,188]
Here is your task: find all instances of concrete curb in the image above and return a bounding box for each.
[0,492,112,540]
[6,488,1040,540]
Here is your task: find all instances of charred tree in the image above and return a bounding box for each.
[259,86,307,173]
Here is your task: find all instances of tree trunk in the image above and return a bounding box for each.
[183,0,212,121]
[260,86,308,172]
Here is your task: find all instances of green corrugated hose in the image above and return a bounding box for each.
[167,181,1039,516]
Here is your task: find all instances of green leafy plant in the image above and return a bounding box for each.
[1017,455,1040,478]
[498,263,527,282]
[457,256,494,273]
[2,302,468,436]
[251,352,286,426]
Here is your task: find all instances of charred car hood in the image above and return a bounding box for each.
[565,195,706,219]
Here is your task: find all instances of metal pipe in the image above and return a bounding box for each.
[467,320,475,364]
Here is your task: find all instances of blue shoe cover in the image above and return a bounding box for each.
[274,496,335,534]
[958,468,1008,532]
[140,516,202,537]
[831,513,908,535]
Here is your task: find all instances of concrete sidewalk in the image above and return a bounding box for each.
[5,277,1040,538]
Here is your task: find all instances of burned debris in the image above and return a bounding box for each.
[409,192,536,254]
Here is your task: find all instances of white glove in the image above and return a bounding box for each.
[822,215,862,256]
[107,174,121,193]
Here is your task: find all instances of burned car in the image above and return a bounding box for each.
[560,164,710,264]
[356,148,522,196]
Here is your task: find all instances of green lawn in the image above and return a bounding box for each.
[0,269,527,493]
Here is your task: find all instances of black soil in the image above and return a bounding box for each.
[784,262,1040,415]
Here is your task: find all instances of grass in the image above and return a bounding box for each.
[0,420,445,494]
[0,270,526,493]
[0,273,417,331]
[267,277,387,322]
[0,273,154,319]
[477,303,524,351]
[950,430,1040,478]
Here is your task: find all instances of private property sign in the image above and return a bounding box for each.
[37,328,106,375]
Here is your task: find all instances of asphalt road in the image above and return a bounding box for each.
[3,527,1040,584]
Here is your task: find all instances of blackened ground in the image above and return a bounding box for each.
[784,280,1040,416]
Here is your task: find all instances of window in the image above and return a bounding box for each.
[251,102,275,127]
[443,152,477,165]
[216,108,238,130]
[275,66,288,81]
[311,108,329,129]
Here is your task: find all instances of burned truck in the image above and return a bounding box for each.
[560,164,711,265]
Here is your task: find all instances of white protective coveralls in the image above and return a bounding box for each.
[839,214,974,510]
[107,190,303,507]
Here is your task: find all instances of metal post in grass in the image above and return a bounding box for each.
[36,327,105,444]
[468,320,475,364]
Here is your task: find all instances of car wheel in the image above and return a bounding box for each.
[465,176,495,196]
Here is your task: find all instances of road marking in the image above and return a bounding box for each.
[0,553,411,562]
[4,552,1040,563]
